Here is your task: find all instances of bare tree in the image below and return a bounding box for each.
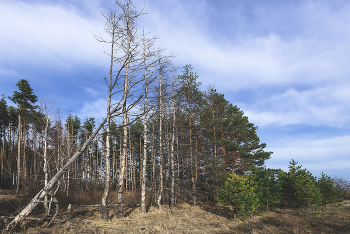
[38,97,57,215]
[96,0,154,219]
[141,29,151,213]
[99,9,118,221]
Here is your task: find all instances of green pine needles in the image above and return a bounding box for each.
[218,160,345,220]
[218,172,259,220]
[279,159,322,210]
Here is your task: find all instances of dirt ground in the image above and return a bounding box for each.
[1,189,350,233]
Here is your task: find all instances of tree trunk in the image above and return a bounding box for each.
[23,118,27,182]
[1,125,5,186]
[170,88,176,209]
[151,126,156,205]
[117,110,128,218]
[43,115,49,215]
[157,60,163,210]
[188,91,196,206]
[117,44,130,219]
[101,113,111,220]
[15,115,21,198]
[101,23,115,221]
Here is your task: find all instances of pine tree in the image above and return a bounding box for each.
[9,79,38,197]
[250,166,281,212]
[0,94,9,187]
[317,172,337,210]
[279,160,322,212]
[177,64,203,206]
[218,172,259,220]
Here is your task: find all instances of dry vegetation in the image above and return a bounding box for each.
[1,189,350,234]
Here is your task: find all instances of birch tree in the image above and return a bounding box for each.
[38,98,56,215]
[140,29,159,213]
[157,58,164,210]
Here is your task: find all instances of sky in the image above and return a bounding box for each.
[1,0,350,179]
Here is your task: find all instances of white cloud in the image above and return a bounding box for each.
[0,0,108,70]
[265,135,350,177]
[243,85,350,127]
[78,98,107,121]
[77,97,142,123]
[3,0,350,92]
[83,87,100,97]
[140,0,350,93]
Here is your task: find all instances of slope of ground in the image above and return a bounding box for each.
[1,189,350,233]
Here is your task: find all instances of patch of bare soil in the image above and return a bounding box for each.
[1,189,350,234]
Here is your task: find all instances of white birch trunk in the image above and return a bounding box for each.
[117,40,130,218]
[141,29,148,213]
[157,59,163,210]
[170,81,176,209]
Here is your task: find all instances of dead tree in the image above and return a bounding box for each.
[38,97,56,215]
[6,113,109,230]
[96,0,157,219]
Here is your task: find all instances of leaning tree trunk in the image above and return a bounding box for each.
[6,114,110,230]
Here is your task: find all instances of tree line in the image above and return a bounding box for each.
[0,62,271,218]
[218,160,348,220]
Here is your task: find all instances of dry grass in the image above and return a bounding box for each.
[1,189,350,233]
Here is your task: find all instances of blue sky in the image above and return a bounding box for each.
[1,0,350,179]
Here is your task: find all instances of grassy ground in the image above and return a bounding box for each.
[1,189,350,233]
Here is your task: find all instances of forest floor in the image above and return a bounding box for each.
[1,189,350,233]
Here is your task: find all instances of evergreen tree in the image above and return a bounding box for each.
[279,160,322,211]
[9,79,38,197]
[65,112,81,145]
[218,172,259,220]
[200,89,228,194]
[82,117,95,137]
[317,172,338,210]
[0,94,9,133]
[250,166,281,212]
[0,94,9,187]
[224,104,272,174]
[177,64,204,206]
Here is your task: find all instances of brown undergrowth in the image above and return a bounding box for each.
[1,189,350,233]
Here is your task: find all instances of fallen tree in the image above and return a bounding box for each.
[6,112,111,230]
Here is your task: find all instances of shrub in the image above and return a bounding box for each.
[218,172,259,220]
